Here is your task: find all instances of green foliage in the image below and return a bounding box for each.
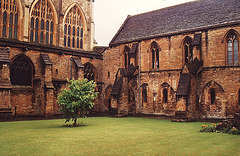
[228,127,240,135]
[57,79,98,126]
[200,123,217,132]
[200,123,240,135]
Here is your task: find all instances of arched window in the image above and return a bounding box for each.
[123,46,130,68]
[227,33,239,65]
[183,37,193,63]
[210,88,215,104]
[151,42,159,69]
[163,88,168,103]
[64,5,84,49]
[30,0,54,44]
[10,55,33,86]
[84,63,95,82]
[0,0,19,39]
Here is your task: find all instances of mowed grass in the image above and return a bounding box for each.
[0,117,240,156]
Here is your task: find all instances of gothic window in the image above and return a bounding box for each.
[10,55,33,86]
[163,88,168,103]
[84,63,95,81]
[151,42,159,69]
[184,37,193,63]
[123,46,130,68]
[227,34,239,65]
[210,88,215,104]
[0,0,19,39]
[30,0,54,44]
[64,5,84,49]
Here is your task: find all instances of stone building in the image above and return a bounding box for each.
[0,0,107,117]
[103,0,240,120]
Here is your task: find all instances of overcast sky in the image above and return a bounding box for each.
[94,0,195,46]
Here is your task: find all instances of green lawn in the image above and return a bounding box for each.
[0,117,239,156]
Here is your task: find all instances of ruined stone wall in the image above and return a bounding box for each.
[103,24,240,119]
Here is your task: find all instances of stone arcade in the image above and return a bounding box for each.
[0,0,240,121]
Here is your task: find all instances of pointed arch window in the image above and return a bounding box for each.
[227,34,239,65]
[64,5,84,49]
[10,55,33,86]
[0,0,19,39]
[123,46,130,68]
[84,63,95,82]
[151,42,160,69]
[30,0,54,44]
[184,38,193,63]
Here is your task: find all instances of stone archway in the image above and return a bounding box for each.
[10,54,35,116]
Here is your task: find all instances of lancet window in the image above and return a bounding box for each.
[151,42,159,69]
[227,33,239,65]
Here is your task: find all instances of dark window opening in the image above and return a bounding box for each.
[210,88,215,104]
[142,87,147,103]
[10,56,33,86]
[163,88,168,103]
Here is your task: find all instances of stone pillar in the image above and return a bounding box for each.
[44,65,54,117]
[41,54,54,117]
[0,48,12,118]
[118,77,129,114]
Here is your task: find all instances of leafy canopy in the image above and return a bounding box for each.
[57,79,98,125]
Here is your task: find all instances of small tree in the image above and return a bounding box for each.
[57,79,98,126]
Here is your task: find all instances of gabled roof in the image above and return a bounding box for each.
[110,0,240,45]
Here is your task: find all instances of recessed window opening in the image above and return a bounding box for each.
[163,88,168,103]
[227,34,239,65]
[210,88,215,104]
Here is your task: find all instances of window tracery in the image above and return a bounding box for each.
[151,42,159,69]
[184,38,193,63]
[0,0,19,39]
[84,63,95,81]
[64,5,84,49]
[10,55,33,86]
[227,33,239,65]
[30,0,54,44]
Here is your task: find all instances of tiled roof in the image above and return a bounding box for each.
[110,0,240,45]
